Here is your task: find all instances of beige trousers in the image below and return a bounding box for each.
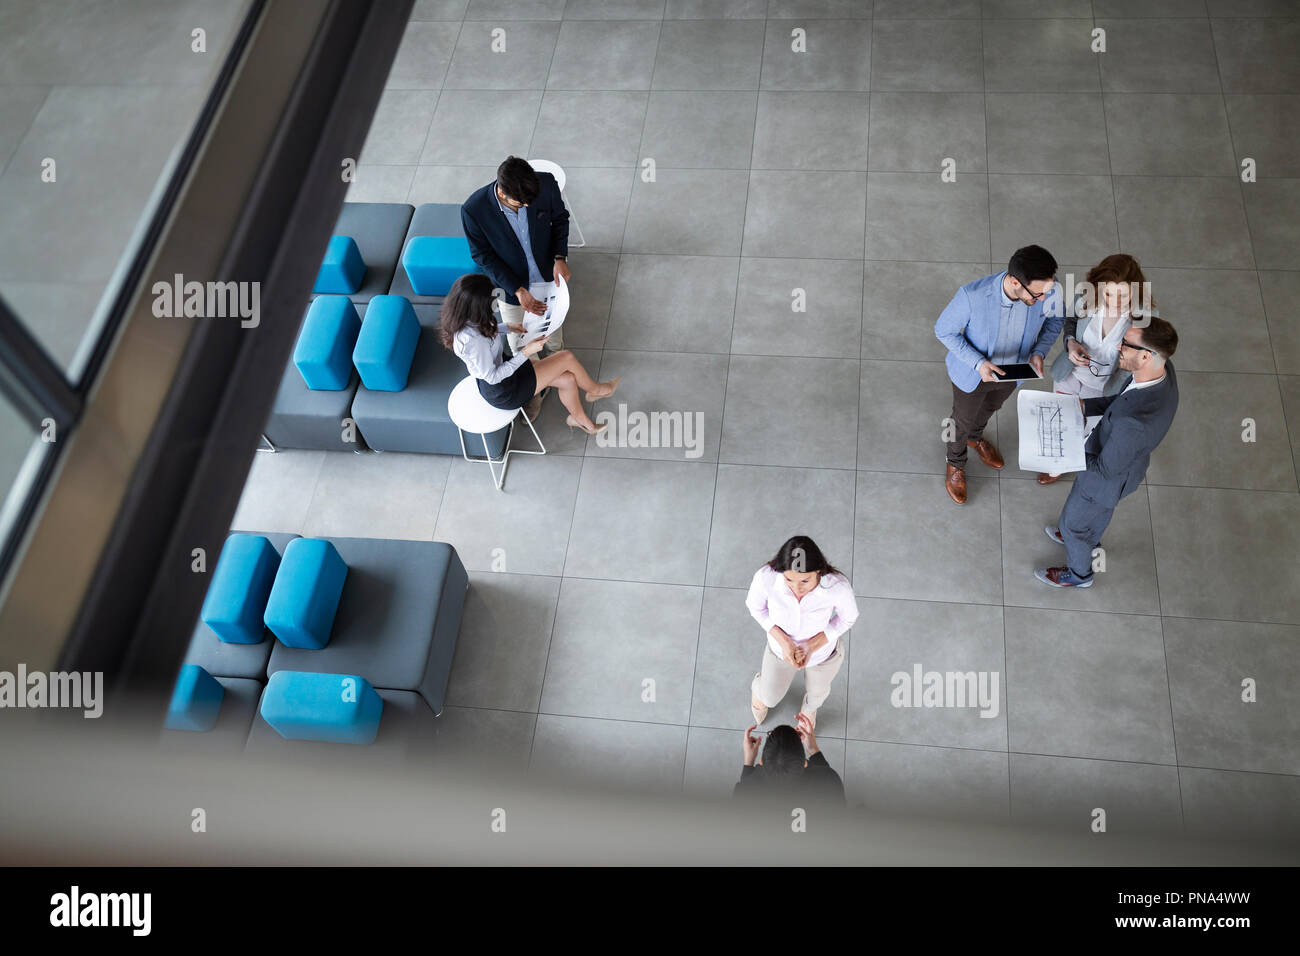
[751,643,844,714]
[499,299,564,354]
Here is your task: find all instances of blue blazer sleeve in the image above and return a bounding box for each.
[935,287,985,372]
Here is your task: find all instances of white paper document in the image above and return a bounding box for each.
[519,273,569,347]
[1016,390,1087,473]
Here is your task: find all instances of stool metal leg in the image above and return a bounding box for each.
[458,423,511,490]
[505,409,547,464]
[564,189,587,248]
[457,409,547,491]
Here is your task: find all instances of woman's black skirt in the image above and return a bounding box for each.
[476,358,538,411]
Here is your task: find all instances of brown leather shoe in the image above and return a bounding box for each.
[967,438,1004,469]
[945,464,967,504]
[1037,472,1060,485]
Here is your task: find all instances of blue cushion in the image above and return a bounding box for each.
[314,235,365,294]
[164,664,226,732]
[352,295,420,392]
[259,670,383,745]
[293,296,361,390]
[264,538,349,649]
[200,534,280,644]
[401,236,479,296]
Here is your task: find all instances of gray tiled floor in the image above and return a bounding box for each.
[232,1,1300,847]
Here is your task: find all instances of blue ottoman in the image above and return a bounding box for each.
[294,296,361,390]
[388,203,464,304]
[311,203,414,304]
[264,538,348,650]
[314,235,365,294]
[259,670,383,745]
[351,304,509,456]
[160,676,263,755]
[165,664,226,732]
[353,294,420,392]
[401,236,478,297]
[200,533,281,645]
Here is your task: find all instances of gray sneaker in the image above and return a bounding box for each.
[1045,525,1065,545]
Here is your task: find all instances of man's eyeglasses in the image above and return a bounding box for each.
[1119,340,1153,355]
[1012,275,1055,303]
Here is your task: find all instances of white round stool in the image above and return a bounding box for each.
[447,376,546,490]
[528,158,586,248]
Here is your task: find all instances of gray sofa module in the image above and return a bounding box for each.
[183,532,298,681]
[262,303,369,452]
[244,687,436,765]
[314,201,414,304]
[159,676,264,755]
[387,202,468,304]
[350,303,509,457]
[267,538,468,718]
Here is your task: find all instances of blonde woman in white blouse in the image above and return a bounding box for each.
[746,535,859,729]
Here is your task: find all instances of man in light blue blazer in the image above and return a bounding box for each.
[934,245,1064,504]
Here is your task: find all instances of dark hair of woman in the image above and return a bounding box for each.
[438,273,499,350]
[765,535,844,584]
[761,725,807,776]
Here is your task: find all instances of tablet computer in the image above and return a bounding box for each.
[992,363,1042,382]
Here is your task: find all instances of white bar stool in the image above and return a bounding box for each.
[529,158,586,248]
[447,377,546,490]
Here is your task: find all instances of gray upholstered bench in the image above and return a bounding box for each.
[263,352,365,452]
[265,537,467,718]
[350,303,509,457]
[182,532,297,680]
[316,201,414,304]
[387,202,465,304]
[262,202,414,451]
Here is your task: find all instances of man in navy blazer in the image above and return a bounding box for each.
[1037,317,1180,589]
[935,245,1064,504]
[461,157,571,417]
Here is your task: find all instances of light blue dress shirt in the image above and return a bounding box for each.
[495,189,544,288]
[991,275,1027,367]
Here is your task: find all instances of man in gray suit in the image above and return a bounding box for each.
[1036,316,1180,589]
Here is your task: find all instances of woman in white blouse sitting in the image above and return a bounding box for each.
[746,536,859,729]
[1039,253,1153,484]
[439,273,619,435]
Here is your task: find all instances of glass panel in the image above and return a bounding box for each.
[0,0,255,383]
[0,388,45,552]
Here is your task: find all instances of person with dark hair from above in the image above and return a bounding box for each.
[935,244,1064,504]
[439,273,618,435]
[461,156,572,421]
[1037,316,1180,589]
[734,714,844,804]
[746,535,858,730]
[1038,252,1155,485]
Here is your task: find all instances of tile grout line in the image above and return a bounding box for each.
[977,9,1015,817]
[397,17,463,198]
[1208,18,1300,496]
[525,2,601,772]
[678,16,759,779]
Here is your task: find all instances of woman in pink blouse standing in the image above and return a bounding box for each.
[746,535,859,729]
